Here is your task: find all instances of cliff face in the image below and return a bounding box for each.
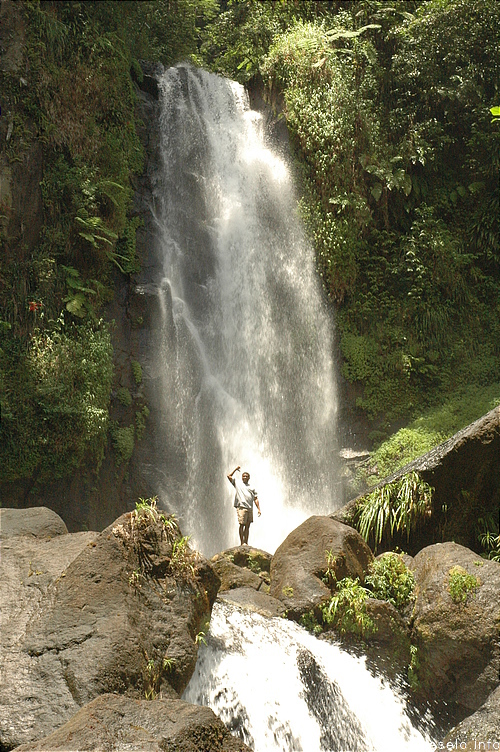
[0,2,165,530]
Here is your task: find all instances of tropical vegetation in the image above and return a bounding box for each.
[1,0,498,498]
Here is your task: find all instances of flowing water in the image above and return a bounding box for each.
[184,601,436,752]
[153,65,437,752]
[152,64,340,557]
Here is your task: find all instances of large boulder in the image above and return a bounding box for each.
[0,507,219,750]
[218,587,286,619]
[0,506,69,538]
[13,693,251,751]
[441,685,500,750]
[269,516,373,618]
[410,541,500,714]
[211,545,272,593]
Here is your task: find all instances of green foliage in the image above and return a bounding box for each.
[117,387,132,407]
[170,535,199,580]
[111,423,135,465]
[365,553,415,609]
[135,405,150,441]
[447,566,480,604]
[142,649,175,700]
[200,1,330,84]
[360,383,500,483]
[299,610,323,635]
[257,0,499,423]
[477,515,500,562]
[354,472,433,550]
[0,319,112,482]
[0,0,155,485]
[131,360,142,385]
[320,577,376,638]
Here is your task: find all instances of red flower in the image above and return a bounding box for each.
[28,301,41,312]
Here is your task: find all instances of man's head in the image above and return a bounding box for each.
[242,471,250,484]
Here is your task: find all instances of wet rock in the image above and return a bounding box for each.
[211,556,264,592]
[269,516,374,619]
[410,542,500,715]
[13,693,252,751]
[211,546,272,592]
[218,587,286,619]
[441,685,500,750]
[220,545,272,573]
[0,510,219,749]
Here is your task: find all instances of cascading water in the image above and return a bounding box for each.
[151,65,439,752]
[184,601,436,752]
[152,64,340,557]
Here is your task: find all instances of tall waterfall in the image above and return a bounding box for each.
[152,64,340,556]
[184,601,436,752]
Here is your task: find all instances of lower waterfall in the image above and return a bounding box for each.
[183,601,436,752]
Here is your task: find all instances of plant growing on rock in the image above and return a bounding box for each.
[365,553,415,610]
[354,472,433,551]
[447,566,480,604]
[142,649,175,701]
[320,577,376,639]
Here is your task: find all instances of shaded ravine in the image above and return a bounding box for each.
[150,64,340,556]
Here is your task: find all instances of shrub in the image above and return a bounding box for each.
[365,553,415,609]
[447,566,480,604]
[354,472,434,550]
[111,424,135,465]
[320,577,376,638]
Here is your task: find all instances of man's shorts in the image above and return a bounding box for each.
[236,507,253,525]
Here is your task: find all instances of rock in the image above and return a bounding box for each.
[0,506,68,538]
[211,546,272,593]
[269,516,374,618]
[218,545,272,573]
[12,692,251,751]
[211,557,264,592]
[410,541,500,715]
[0,509,219,749]
[218,587,286,619]
[441,685,500,750]
[334,406,500,554]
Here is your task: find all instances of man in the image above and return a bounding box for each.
[227,465,261,545]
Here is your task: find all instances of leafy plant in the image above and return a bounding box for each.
[142,649,175,700]
[299,610,323,635]
[477,515,500,561]
[320,577,376,638]
[447,566,480,604]
[131,359,142,385]
[354,472,434,550]
[170,535,199,580]
[365,553,415,609]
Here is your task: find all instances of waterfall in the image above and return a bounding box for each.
[151,64,340,557]
[184,601,436,752]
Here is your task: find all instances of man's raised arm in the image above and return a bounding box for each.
[227,465,240,482]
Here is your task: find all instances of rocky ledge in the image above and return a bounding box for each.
[0,505,250,752]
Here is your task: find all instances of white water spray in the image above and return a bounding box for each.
[184,601,436,752]
[153,65,340,556]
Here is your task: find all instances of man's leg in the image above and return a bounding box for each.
[239,524,245,545]
[243,522,250,545]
